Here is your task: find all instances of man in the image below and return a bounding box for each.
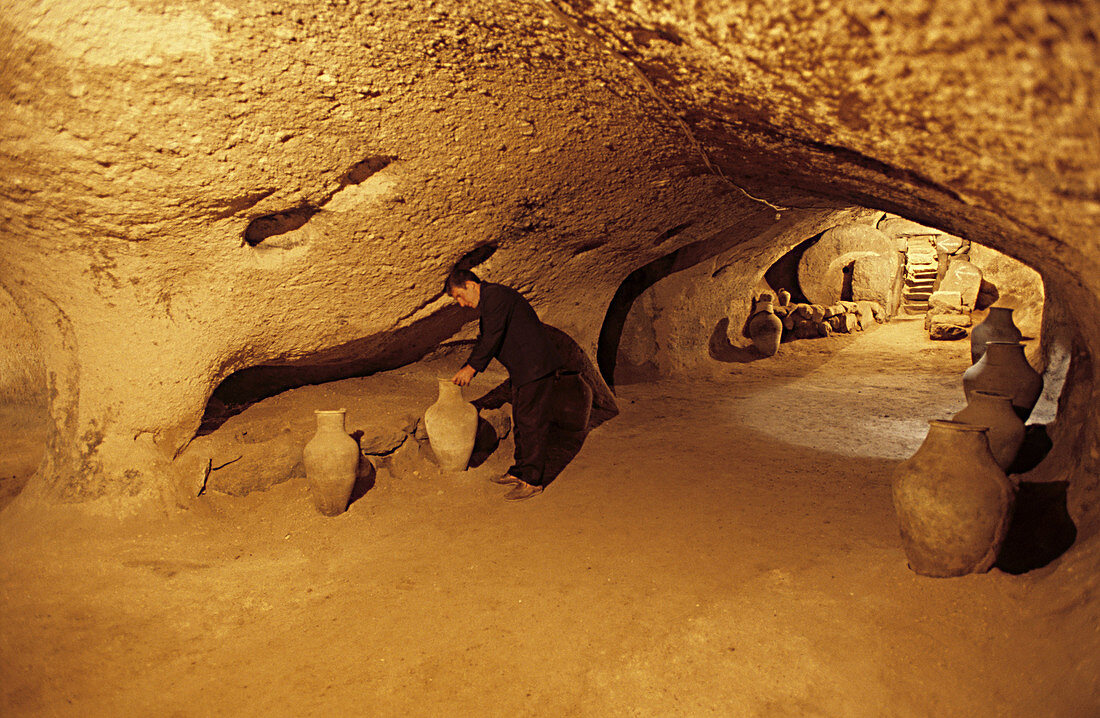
[446,268,562,500]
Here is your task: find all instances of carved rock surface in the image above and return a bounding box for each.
[940,260,984,309]
[0,0,1096,530]
[799,223,899,306]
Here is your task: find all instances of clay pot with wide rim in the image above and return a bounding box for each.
[970,306,1023,364]
[303,409,360,516]
[424,379,478,471]
[892,420,1015,577]
[962,341,1042,420]
[748,300,783,357]
[951,391,1026,470]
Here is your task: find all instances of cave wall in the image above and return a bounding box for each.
[612,207,877,381]
[0,287,45,405]
[2,0,781,511]
[968,244,1046,339]
[1,0,1097,533]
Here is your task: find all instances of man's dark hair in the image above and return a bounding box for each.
[444,268,481,295]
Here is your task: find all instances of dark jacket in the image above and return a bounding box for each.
[466,283,561,386]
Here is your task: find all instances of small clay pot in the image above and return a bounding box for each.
[748,300,783,356]
[970,306,1023,364]
[424,379,478,471]
[303,409,360,516]
[951,391,1025,470]
[962,341,1042,420]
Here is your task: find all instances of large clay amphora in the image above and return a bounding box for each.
[970,307,1023,364]
[424,379,478,471]
[951,391,1025,470]
[303,409,360,516]
[892,420,1015,577]
[550,370,593,432]
[962,341,1042,420]
[748,299,783,357]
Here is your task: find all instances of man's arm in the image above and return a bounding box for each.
[464,287,509,374]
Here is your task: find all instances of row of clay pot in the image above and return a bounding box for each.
[301,374,594,515]
[892,307,1043,578]
[748,294,884,356]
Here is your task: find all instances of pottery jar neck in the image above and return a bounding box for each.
[969,391,1014,412]
[314,409,347,432]
[437,379,464,401]
[982,341,1025,365]
[987,307,1015,323]
[925,419,991,452]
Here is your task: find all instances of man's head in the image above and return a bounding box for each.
[445,268,481,308]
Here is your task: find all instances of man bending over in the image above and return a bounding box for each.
[446,269,562,500]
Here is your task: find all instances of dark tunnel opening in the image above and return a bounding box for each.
[198,303,471,436]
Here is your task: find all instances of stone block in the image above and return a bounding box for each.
[359,426,408,455]
[930,322,969,340]
[939,259,983,308]
[798,223,897,305]
[852,253,901,308]
[854,300,881,326]
[928,290,963,313]
[827,313,860,333]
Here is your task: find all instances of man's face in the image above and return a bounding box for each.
[449,280,480,309]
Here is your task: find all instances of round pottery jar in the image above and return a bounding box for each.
[303,409,360,516]
[970,307,1023,364]
[424,379,478,471]
[962,341,1042,420]
[892,420,1015,577]
[951,390,1025,470]
[748,300,783,357]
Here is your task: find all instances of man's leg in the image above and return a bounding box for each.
[506,373,555,496]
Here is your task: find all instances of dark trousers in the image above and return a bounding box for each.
[508,372,556,487]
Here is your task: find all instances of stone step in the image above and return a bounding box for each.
[906,292,932,301]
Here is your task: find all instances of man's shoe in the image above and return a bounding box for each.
[504,481,543,501]
[490,474,523,485]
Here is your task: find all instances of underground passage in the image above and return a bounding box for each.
[1,1,1098,715]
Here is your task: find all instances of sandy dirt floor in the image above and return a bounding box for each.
[1,318,1098,717]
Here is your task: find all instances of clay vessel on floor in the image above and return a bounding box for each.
[303,409,360,516]
[424,379,478,471]
[550,370,593,432]
[951,391,1025,470]
[892,420,1015,577]
[748,299,783,356]
[970,306,1023,364]
[777,288,791,306]
[962,341,1042,420]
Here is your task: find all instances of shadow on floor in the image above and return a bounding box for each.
[709,318,765,364]
[995,481,1076,575]
[468,416,500,469]
[348,431,378,506]
[472,376,612,488]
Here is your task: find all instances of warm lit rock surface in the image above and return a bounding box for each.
[798,222,898,306]
[1,0,1098,541]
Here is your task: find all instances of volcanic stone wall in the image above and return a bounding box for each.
[1,0,1097,538]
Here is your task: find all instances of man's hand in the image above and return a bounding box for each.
[452,365,476,387]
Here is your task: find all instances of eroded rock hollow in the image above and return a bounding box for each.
[1,0,1097,542]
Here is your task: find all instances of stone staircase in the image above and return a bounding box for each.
[902,236,938,314]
